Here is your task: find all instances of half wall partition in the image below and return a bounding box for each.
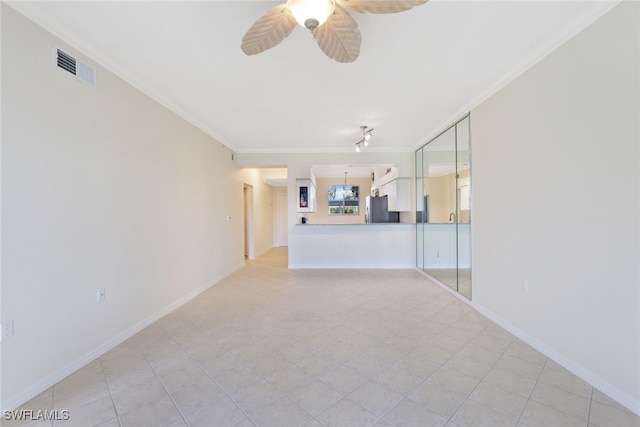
[416,115,471,298]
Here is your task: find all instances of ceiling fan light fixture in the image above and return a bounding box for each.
[287,0,335,30]
[242,0,427,63]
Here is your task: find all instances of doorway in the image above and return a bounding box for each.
[275,191,288,247]
[243,184,254,259]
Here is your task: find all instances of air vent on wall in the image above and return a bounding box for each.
[55,47,96,87]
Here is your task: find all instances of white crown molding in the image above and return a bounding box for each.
[7,1,620,155]
[5,0,241,153]
[236,145,415,154]
[413,0,622,151]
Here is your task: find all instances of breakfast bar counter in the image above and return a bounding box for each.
[289,223,415,269]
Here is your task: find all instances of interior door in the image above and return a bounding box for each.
[275,191,288,247]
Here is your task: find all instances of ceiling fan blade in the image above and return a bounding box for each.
[337,0,428,14]
[313,7,361,63]
[241,4,297,56]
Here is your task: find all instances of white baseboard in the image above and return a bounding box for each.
[415,268,640,416]
[2,261,245,412]
[470,302,640,416]
[289,264,415,269]
[254,246,273,259]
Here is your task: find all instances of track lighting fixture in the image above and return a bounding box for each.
[355,125,373,152]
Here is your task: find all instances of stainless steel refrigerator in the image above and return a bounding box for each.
[365,196,399,223]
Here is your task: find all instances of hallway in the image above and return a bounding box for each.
[10,248,639,426]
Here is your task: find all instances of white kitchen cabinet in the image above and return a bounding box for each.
[381,178,412,212]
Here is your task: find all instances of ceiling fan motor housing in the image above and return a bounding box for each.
[305,18,320,30]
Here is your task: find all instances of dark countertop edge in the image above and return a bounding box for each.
[294,222,471,226]
[295,223,414,226]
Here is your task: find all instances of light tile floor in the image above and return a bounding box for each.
[7,248,639,427]
[422,269,471,300]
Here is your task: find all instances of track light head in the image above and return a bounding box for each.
[355,125,373,152]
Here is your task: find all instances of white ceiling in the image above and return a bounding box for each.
[10,1,617,154]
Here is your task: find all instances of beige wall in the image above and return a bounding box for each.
[471,1,639,412]
[1,5,245,409]
[425,168,470,223]
[425,175,452,223]
[307,177,371,224]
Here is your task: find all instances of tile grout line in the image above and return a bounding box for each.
[51,381,56,427]
[587,386,594,426]
[469,344,544,424]
[367,300,486,423]
[156,317,292,426]
[156,321,255,425]
[435,317,554,424]
[528,360,599,424]
[132,337,192,427]
[370,307,490,423]
[514,356,548,426]
[233,341,325,423]
[98,357,123,427]
[176,274,442,425]
[440,322,510,424]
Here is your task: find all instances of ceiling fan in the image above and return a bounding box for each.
[241,0,428,63]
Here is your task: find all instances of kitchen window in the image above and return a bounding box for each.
[328,185,359,214]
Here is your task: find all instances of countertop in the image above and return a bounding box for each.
[295,222,413,226]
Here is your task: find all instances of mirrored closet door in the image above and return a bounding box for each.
[416,115,471,299]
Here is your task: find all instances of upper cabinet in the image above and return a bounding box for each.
[381,178,412,212]
[375,167,411,212]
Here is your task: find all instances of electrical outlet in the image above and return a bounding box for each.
[97,288,106,303]
[2,319,14,339]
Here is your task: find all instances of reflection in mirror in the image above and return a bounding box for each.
[422,126,458,292]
